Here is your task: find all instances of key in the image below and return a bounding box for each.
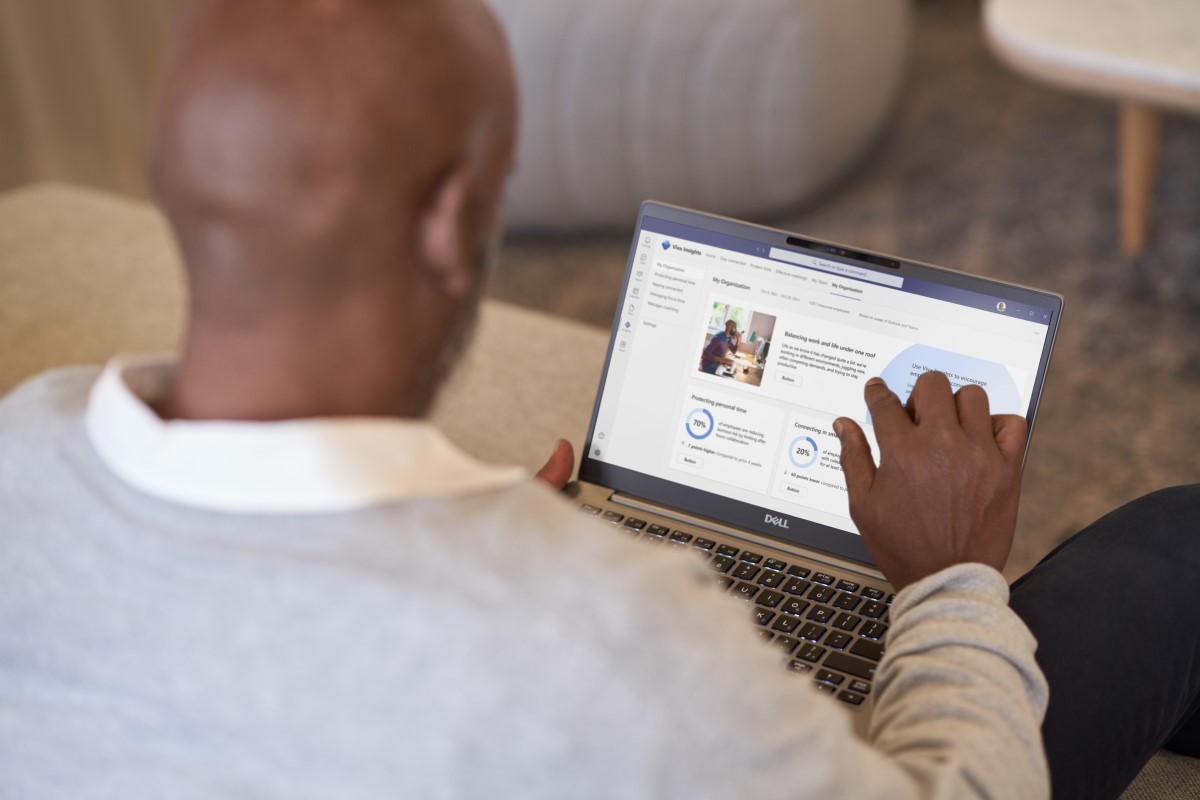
[833,593,862,611]
[849,639,885,662]
[710,555,736,574]
[809,586,836,604]
[860,600,887,619]
[833,613,862,632]
[816,669,845,686]
[799,623,827,642]
[773,635,800,655]
[806,606,834,624]
[755,589,784,609]
[860,622,888,640]
[732,562,760,581]
[781,578,811,596]
[756,571,784,589]
[732,581,760,601]
[796,643,826,663]
[824,652,876,681]
[780,598,809,617]
[826,631,852,650]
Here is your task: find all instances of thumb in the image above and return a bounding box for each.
[835,418,876,496]
[535,439,575,490]
[991,414,1028,466]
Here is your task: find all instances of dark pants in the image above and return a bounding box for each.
[1009,485,1200,799]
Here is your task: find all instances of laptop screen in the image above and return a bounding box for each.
[579,203,1062,567]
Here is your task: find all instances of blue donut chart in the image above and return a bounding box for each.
[788,435,819,469]
[686,407,715,440]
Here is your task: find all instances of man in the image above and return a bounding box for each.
[1,1,1198,798]
[700,318,741,374]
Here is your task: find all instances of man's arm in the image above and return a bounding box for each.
[535,372,1049,796]
[832,371,1048,796]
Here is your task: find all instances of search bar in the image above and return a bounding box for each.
[768,248,904,288]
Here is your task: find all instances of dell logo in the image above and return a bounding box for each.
[764,513,790,529]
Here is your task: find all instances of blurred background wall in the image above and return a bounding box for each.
[0,0,182,197]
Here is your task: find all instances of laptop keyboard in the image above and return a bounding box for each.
[580,503,891,708]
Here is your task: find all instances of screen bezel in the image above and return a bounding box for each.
[578,201,1064,568]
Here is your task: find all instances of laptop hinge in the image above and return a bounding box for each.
[607,490,887,583]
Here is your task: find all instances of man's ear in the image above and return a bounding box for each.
[416,163,473,296]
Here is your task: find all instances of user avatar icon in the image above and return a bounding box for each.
[996,301,1007,313]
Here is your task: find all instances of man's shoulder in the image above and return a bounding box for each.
[0,365,100,431]
[433,481,753,646]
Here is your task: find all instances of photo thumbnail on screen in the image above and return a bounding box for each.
[698,301,776,388]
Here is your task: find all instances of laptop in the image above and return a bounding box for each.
[565,201,1063,729]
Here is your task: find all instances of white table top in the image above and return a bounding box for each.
[984,0,1200,112]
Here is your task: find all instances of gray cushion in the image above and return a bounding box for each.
[491,0,912,229]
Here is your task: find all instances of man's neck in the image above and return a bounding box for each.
[162,332,433,422]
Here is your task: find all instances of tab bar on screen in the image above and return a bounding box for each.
[768,248,904,288]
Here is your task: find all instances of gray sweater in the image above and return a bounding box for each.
[0,367,1049,799]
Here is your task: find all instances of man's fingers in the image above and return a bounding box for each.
[906,371,957,426]
[863,377,910,446]
[835,417,877,497]
[955,383,993,441]
[534,438,575,490]
[991,414,1029,465]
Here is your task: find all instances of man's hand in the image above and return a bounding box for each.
[535,438,575,490]
[834,373,1027,591]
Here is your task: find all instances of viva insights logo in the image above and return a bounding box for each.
[661,239,671,250]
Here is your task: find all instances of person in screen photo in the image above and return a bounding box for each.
[700,319,741,375]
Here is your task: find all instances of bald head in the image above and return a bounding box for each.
[151,0,518,421]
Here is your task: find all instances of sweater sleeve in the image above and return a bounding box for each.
[500,496,1051,800]
[865,563,1050,799]
[604,555,1052,800]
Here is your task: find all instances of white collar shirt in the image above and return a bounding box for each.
[84,357,527,514]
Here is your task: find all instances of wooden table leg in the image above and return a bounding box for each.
[1119,101,1162,258]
